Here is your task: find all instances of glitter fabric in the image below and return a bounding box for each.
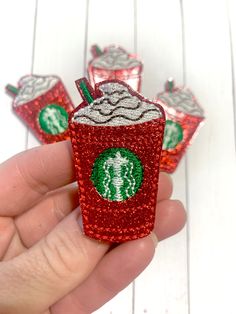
[88,45,143,92]
[69,78,165,242]
[6,75,74,144]
[157,79,205,173]
[72,82,162,126]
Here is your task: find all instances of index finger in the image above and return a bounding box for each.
[0,141,75,216]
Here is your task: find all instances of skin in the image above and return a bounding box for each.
[0,140,186,314]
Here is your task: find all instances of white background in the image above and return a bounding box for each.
[0,0,236,313]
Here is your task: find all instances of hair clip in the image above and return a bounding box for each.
[158,78,205,173]
[88,45,143,92]
[69,78,165,242]
[6,74,74,144]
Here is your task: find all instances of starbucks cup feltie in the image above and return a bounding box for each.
[88,45,143,92]
[158,78,205,173]
[69,78,165,242]
[6,75,74,144]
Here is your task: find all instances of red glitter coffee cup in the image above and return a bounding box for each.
[69,78,165,242]
[88,45,143,92]
[157,78,205,173]
[6,75,74,144]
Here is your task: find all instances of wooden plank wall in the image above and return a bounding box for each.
[0,0,236,313]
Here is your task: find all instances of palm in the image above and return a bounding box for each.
[0,185,78,261]
[0,216,20,260]
[0,141,185,314]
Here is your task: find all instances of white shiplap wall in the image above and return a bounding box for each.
[0,0,236,313]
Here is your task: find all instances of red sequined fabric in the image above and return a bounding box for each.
[88,45,143,92]
[88,66,142,92]
[70,79,165,242]
[13,79,74,144]
[160,110,204,173]
[158,86,205,173]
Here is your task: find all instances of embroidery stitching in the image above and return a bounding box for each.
[91,148,143,202]
[163,120,183,150]
[38,104,68,135]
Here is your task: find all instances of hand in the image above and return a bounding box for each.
[0,141,186,314]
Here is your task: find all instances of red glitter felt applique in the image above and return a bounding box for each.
[88,45,143,92]
[69,78,165,243]
[157,78,205,173]
[6,75,74,144]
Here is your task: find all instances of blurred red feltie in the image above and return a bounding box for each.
[88,44,143,92]
[157,78,205,173]
[6,74,74,144]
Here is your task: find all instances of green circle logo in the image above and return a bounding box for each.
[91,148,143,202]
[39,104,68,135]
[163,120,183,150]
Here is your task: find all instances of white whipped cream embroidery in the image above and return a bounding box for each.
[91,46,141,70]
[14,75,59,106]
[158,88,204,117]
[72,82,163,126]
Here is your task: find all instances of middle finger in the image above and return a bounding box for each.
[15,172,173,248]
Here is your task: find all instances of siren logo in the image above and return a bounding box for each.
[163,120,183,150]
[91,148,143,201]
[39,104,68,135]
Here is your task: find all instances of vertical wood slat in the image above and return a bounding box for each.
[227,0,236,149]
[89,1,135,312]
[85,0,136,67]
[134,1,188,313]
[0,0,37,162]
[27,0,88,149]
[183,0,236,313]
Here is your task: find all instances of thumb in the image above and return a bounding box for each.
[0,208,109,314]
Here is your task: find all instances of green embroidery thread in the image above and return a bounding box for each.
[91,148,143,201]
[6,84,19,95]
[79,80,94,104]
[38,104,68,135]
[163,120,183,150]
[94,45,103,56]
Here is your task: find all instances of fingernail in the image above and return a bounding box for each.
[173,199,185,207]
[160,171,172,179]
[77,214,84,231]
[160,171,173,184]
[150,232,158,248]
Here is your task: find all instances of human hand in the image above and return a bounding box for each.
[0,141,186,314]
